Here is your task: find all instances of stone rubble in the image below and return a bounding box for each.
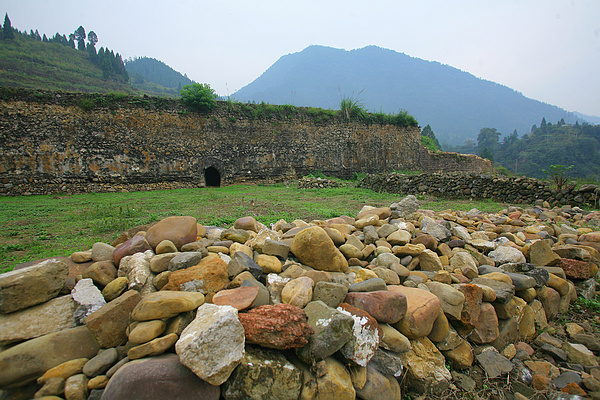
[0,199,600,399]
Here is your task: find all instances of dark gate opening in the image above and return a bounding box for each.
[205,166,221,187]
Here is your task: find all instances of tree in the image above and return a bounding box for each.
[87,31,98,48]
[74,26,86,50]
[180,83,218,112]
[480,147,494,161]
[421,124,441,150]
[3,13,15,40]
[477,127,500,156]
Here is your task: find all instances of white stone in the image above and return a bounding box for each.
[488,246,526,265]
[176,303,245,385]
[118,250,154,292]
[71,278,106,320]
[0,295,76,345]
[337,307,380,367]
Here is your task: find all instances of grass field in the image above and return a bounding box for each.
[0,183,514,273]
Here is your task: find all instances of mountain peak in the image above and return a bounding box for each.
[233,45,581,145]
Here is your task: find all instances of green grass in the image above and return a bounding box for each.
[0,183,514,273]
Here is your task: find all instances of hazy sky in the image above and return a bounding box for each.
[4,0,600,116]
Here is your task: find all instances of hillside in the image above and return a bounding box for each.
[0,24,186,97]
[233,45,589,146]
[0,33,138,94]
[125,57,195,97]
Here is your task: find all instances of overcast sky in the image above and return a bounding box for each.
[4,0,600,116]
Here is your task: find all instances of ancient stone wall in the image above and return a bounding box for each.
[0,89,491,195]
[359,172,600,209]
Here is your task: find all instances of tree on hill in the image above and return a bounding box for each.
[74,26,86,51]
[421,124,442,150]
[2,13,15,40]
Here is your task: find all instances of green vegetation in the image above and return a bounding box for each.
[180,83,218,112]
[0,184,512,273]
[447,120,600,180]
[420,124,441,151]
[0,15,135,94]
[543,164,574,191]
[340,95,367,122]
[125,56,195,97]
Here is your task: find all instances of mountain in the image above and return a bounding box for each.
[233,45,590,146]
[125,57,195,97]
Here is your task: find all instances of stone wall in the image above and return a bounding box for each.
[359,172,600,209]
[0,89,490,195]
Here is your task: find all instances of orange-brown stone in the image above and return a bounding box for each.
[238,304,314,350]
[212,286,259,311]
[161,256,229,295]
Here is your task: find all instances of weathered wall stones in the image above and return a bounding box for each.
[0,89,491,196]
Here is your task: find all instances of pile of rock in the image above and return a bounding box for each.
[359,172,600,210]
[298,177,345,189]
[1,195,600,400]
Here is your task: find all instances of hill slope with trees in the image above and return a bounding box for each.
[233,45,588,146]
[125,57,195,97]
[448,119,600,179]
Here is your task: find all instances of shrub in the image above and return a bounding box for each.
[339,96,367,122]
[180,83,218,112]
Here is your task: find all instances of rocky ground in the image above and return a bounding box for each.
[1,194,600,400]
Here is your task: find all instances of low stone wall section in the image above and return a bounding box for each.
[359,172,600,209]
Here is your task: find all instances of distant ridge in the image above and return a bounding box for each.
[233,45,590,145]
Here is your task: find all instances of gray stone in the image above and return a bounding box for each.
[348,277,387,292]
[0,294,76,345]
[505,273,537,291]
[91,242,115,262]
[363,225,379,245]
[222,345,301,400]
[228,252,263,280]
[102,354,220,400]
[422,218,451,242]
[83,348,118,378]
[0,258,68,314]
[470,278,515,304]
[311,280,349,308]
[476,348,514,379]
[368,348,404,377]
[168,251,204,272]
[0,326,100,387]
[552,370,583,389]
[262,239,290,259]
[297,300,354,364]
[425,281,465,320]
[390,195,419,219]
[240,278,270,308]
[176,303,245,386]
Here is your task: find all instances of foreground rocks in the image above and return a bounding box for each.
[1,196,600,399]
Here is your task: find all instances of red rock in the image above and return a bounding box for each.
[145,216,198,251]
[469,302,499,344]
[411,234,438,250]
[343,291,407,324]
[238,304,314,350]
[532,374,550,390]
[212,286,259,311]
[515,341,535,356]
[454,284,484,327]
[558,258,592,280]
[234,216,261,233]
[113,235,152,266]
[161,256,229,295]
[561,382,588,396]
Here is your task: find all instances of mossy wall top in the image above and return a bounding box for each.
[0,90,490,194]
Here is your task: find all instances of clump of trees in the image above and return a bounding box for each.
[447,117,600,179]
[1,13,128,83]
